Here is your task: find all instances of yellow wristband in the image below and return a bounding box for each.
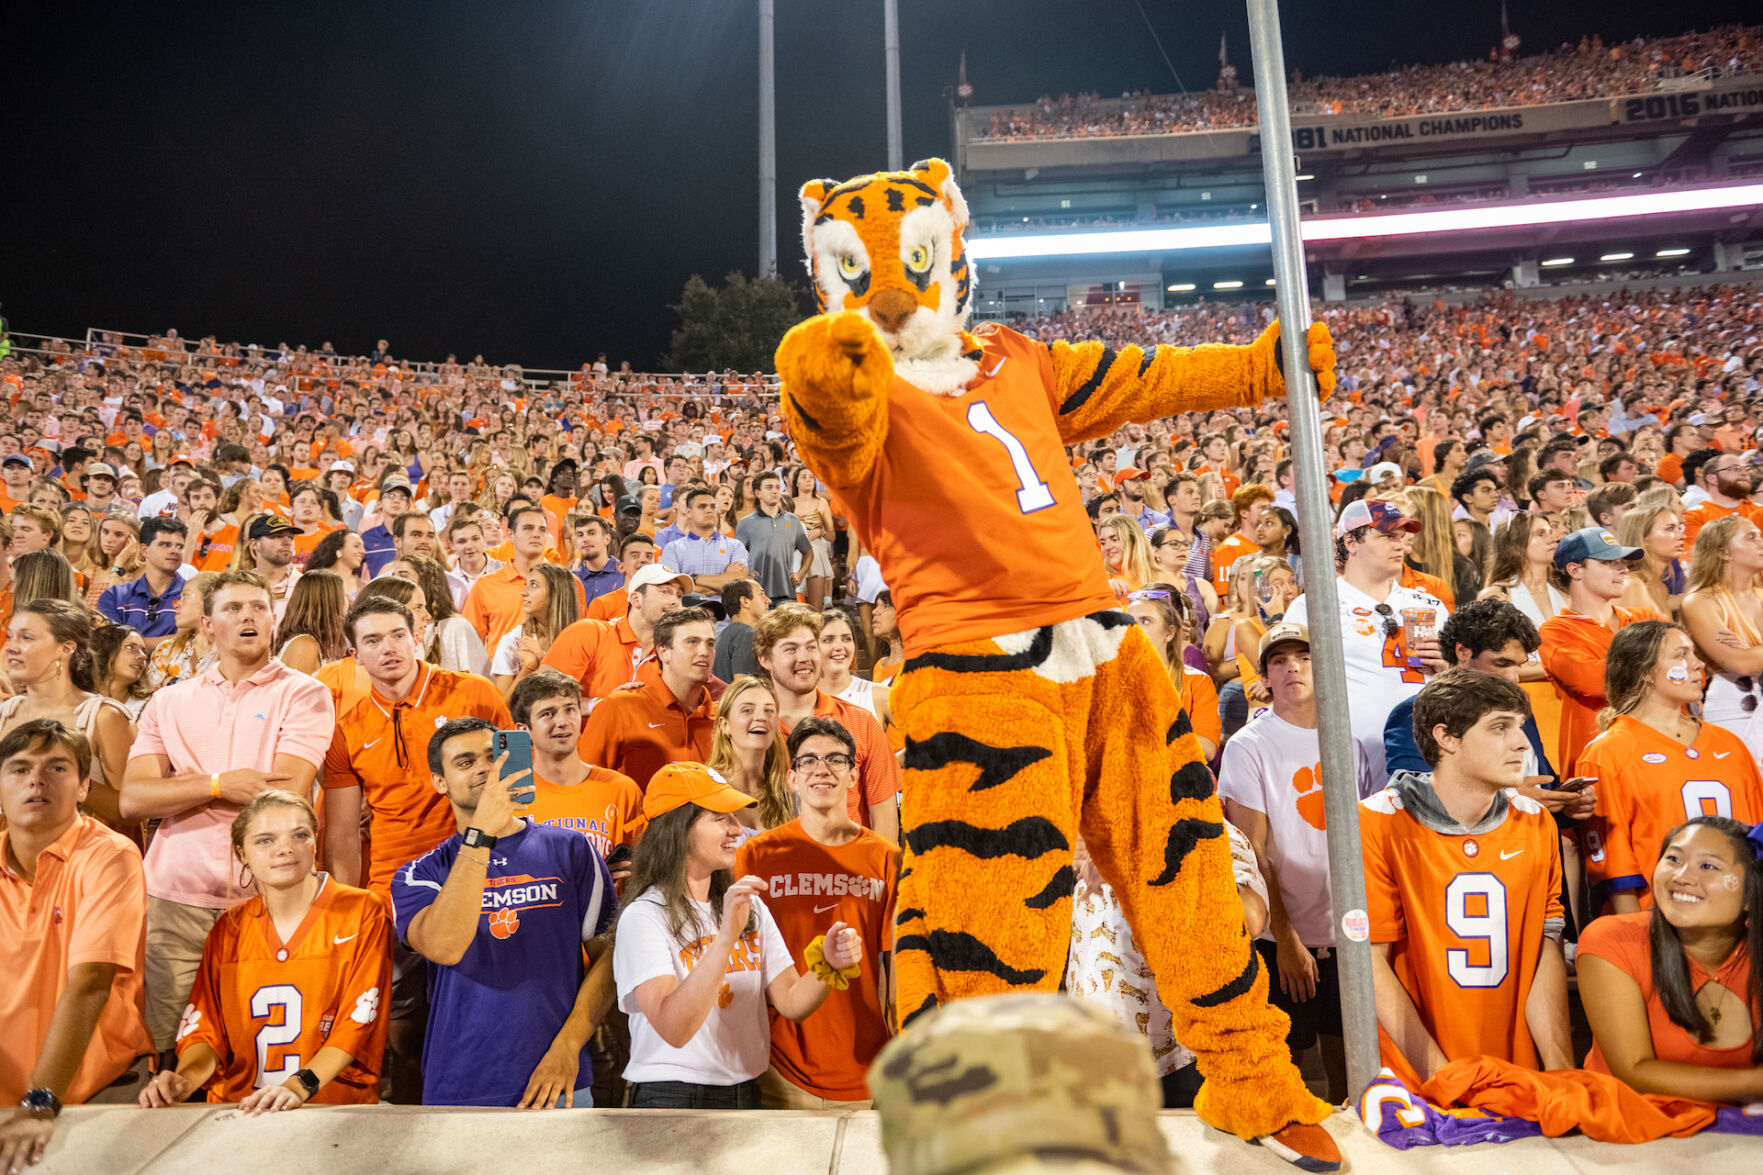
[210,773,221,800]
[804,934,861,990]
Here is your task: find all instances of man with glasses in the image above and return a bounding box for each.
[1283,500,1449,782]
[1681,449,1761,549]
[735,716,897,1109]
[98,517,187,645]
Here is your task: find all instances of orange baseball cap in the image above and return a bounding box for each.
[1113,468,1146,487]
[643,762,757,821]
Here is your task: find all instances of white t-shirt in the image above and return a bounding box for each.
[491,625,526,677]
[614,888,794,1086]
[1283,576,1448,783]
[1217,710,1376,947]
[851,555,888,605]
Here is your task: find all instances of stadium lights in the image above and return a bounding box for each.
[1540,257,1575,267]
[1600,251,1635,261]
[1264,277,1277,285]
[1214,280,1244,289]
[1169,282,1196,291]
[1657,247,1691,257]
[966,183,1763,261]
[1294,173,1314,181]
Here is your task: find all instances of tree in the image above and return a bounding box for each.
[663,272,807,372]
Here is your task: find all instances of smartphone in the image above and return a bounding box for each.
[495,730,535,805]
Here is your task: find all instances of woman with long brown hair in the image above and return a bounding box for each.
[789,466,836,611]
[11,550,79,609]
[705,676,793,832]
[275,570,352,676]
[88,623,153,719]
[1399,487,1476,607]
[1681,514,1763,763]
[1481,512,1568,756]
[1576,621,1763,916]
[1126,583,1220,761]
[612,763,859,1109]
[489,563,579,696]
[0,599,137,838]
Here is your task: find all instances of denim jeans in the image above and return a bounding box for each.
[627,1078,762,1109]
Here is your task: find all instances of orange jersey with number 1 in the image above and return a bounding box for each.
[1359,788,1564,1069]
[828,324,1116,656]
[1574,714,1763,908]
[177,877,392,1104]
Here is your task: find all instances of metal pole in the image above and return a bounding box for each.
[883,0,903,169]
[1244,0,1381,1098]
[758,0,778,277]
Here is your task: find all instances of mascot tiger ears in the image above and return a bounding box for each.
[799,158,984,396]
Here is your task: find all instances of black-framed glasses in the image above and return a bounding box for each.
[792,752,853,773]
[1373,602,1399,640]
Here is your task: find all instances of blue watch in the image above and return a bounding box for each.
[20,1088,60,1119]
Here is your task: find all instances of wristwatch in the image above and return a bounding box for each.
[291,1069,320,1100]
[461,827,498,850]
[20,1088,61,1120]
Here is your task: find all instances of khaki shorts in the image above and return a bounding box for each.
[757,1066,872,1111]
[144,897,224,1052]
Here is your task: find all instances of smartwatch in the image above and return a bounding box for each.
[462,827,498,851]
[20,1088,61,1119]
[292,1068,320,1100]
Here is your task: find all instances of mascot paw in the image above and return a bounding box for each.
[776,311,895,397]
[1261,320,1338,402]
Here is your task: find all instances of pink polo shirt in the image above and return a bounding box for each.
[131,658,336,908]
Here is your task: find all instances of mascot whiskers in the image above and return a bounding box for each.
[776,159,1340,1167]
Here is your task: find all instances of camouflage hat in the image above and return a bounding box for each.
[870,994,1173,1175]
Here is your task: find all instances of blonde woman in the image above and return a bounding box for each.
[1126,583,1220,760]
[1681,515,1763,763]
[490,563,580,696]
[84,514,142,609]
[1398,487,1474,608]
[147,572,221,689]
[1616,502,1687,617]
[1097,514,1155,595]
[705,676,793,833]
[60,504,102,582]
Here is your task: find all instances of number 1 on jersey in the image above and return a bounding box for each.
[966,402,1056,514]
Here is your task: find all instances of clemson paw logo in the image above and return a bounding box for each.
[1291,765,1327,832]
[176,1005,202,1041]
[717,984,734,1009]
[489,908,520,939]
[350,987,381,1025]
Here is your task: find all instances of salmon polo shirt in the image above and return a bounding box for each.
[130,658,337,909]
[0,816,154,1103]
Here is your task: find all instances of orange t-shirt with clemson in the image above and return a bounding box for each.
[1359,787,1564,1069]
[178,877,391,1104]
[1574,714,1763,908]
[522,762,647,860]
[821,324,1116,656]
[736,822,898,1099]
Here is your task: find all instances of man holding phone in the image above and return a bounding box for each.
[392,717,617,1108]
[508,669,645,889]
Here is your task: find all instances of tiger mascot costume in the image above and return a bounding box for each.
[775,159,1339,1164]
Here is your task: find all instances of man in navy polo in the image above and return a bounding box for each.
[97,516,186,645]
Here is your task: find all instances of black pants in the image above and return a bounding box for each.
[627,1078,763,1109]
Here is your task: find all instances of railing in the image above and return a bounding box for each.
[20,328,782,399]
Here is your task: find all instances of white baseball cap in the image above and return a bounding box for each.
[627,563,693,596]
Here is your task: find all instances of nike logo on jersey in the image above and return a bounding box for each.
[333,933,357,945]
[813,902,840,914]
[363,737,384,749]
[1714,751,1731,759]
[647,722,665,729]
[1499,849,1524,860]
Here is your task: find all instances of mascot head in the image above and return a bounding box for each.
[799,158,981,395]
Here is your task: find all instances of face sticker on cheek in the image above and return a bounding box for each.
[1722,872,1742,891]
[1666,664,1690,683]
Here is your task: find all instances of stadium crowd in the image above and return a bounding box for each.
[3,274,1763,1165]
[976,24,1763,140]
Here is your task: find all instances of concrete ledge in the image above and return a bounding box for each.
[34,1106,1762,1175]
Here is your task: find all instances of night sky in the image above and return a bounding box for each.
[8,0,1756,369]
